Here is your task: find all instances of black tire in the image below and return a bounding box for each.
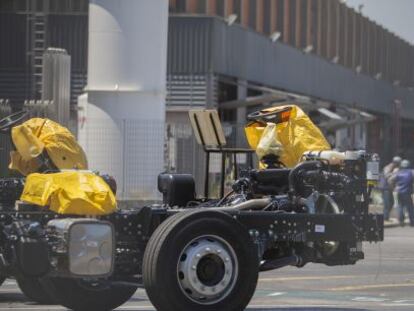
[41,278,137,311]
[143,210,259,311]
[0,276,5,287]
[17,277,56,304]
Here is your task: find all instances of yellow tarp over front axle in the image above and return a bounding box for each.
[20,171,117,216]
[245,105,331,168]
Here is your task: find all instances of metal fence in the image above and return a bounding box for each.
[79,118,254,200]
[0,99,12,176]
[0,105,255,200]
[165,121,254,198]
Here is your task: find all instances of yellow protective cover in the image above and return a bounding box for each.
[10,118,88,175]
[20,171,117,215]
[245,105,331,167]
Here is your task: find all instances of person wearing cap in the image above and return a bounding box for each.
[390,159,414,226]
[379,156,401,221]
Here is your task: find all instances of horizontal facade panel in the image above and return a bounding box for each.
[201,17,414,118]
[0,13,27,70]
[168,17,212,74]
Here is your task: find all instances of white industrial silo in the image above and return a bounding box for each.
[78,0,169,200]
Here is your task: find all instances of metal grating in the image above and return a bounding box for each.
[166,75,209,107]
[166,74,218,108]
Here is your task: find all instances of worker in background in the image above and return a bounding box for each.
[390,159,414,227]
[380,156,401,221]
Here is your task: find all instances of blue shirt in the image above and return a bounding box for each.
[395,169,414,194]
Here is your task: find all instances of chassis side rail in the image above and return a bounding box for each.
[228,211,383,243]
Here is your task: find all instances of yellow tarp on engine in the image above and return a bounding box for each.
[245,105,331,168]
[20,171,117,216]
[9,118,88,176]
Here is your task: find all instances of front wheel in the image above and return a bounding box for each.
[143,210,259,311]
[17,277,56,304]
[42,278,137,311]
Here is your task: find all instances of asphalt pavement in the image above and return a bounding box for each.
[0,226,413,311]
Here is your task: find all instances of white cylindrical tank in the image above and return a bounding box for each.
[78,0,169,200]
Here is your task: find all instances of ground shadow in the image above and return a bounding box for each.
[247,308,370,311]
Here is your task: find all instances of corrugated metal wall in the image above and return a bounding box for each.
[168,16,414,119]
[168,17,212,74]
[169,0,414,88]
[0,13,29,106]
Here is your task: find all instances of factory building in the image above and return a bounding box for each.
[1,0,414,196]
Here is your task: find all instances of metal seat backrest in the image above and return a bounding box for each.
[189,109,226,148]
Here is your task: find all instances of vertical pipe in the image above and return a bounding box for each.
[207,0,217,15]
[225,0,234,16]
[186,0,197,13]
[270,0,277,33]
[316,0,323,55]
[283,0,290,44]
[256,0,264,33]
[295,0,302,48]
[306,0,313,48]
[326,0,332,58]
[353,11,358,69]
[335,0,340,61]
[241,0,249,27]
[79,0,169,200]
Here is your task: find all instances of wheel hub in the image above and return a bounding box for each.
[177,235,238,304]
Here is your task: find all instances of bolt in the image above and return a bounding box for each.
[196,254,201,259]
[192,265,196,270]
[205,247,211,253]
[216,249,222,254]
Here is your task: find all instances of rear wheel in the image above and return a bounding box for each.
[143,210,259,311]
[17,277,56,304]
[42,278,137,311]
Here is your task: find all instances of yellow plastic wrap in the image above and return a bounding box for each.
[245,105,331,167]
[10,118,88,175]
[255,123,283,161]
[20,171,117,215]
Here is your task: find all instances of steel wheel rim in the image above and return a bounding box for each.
[177,235,239,305]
